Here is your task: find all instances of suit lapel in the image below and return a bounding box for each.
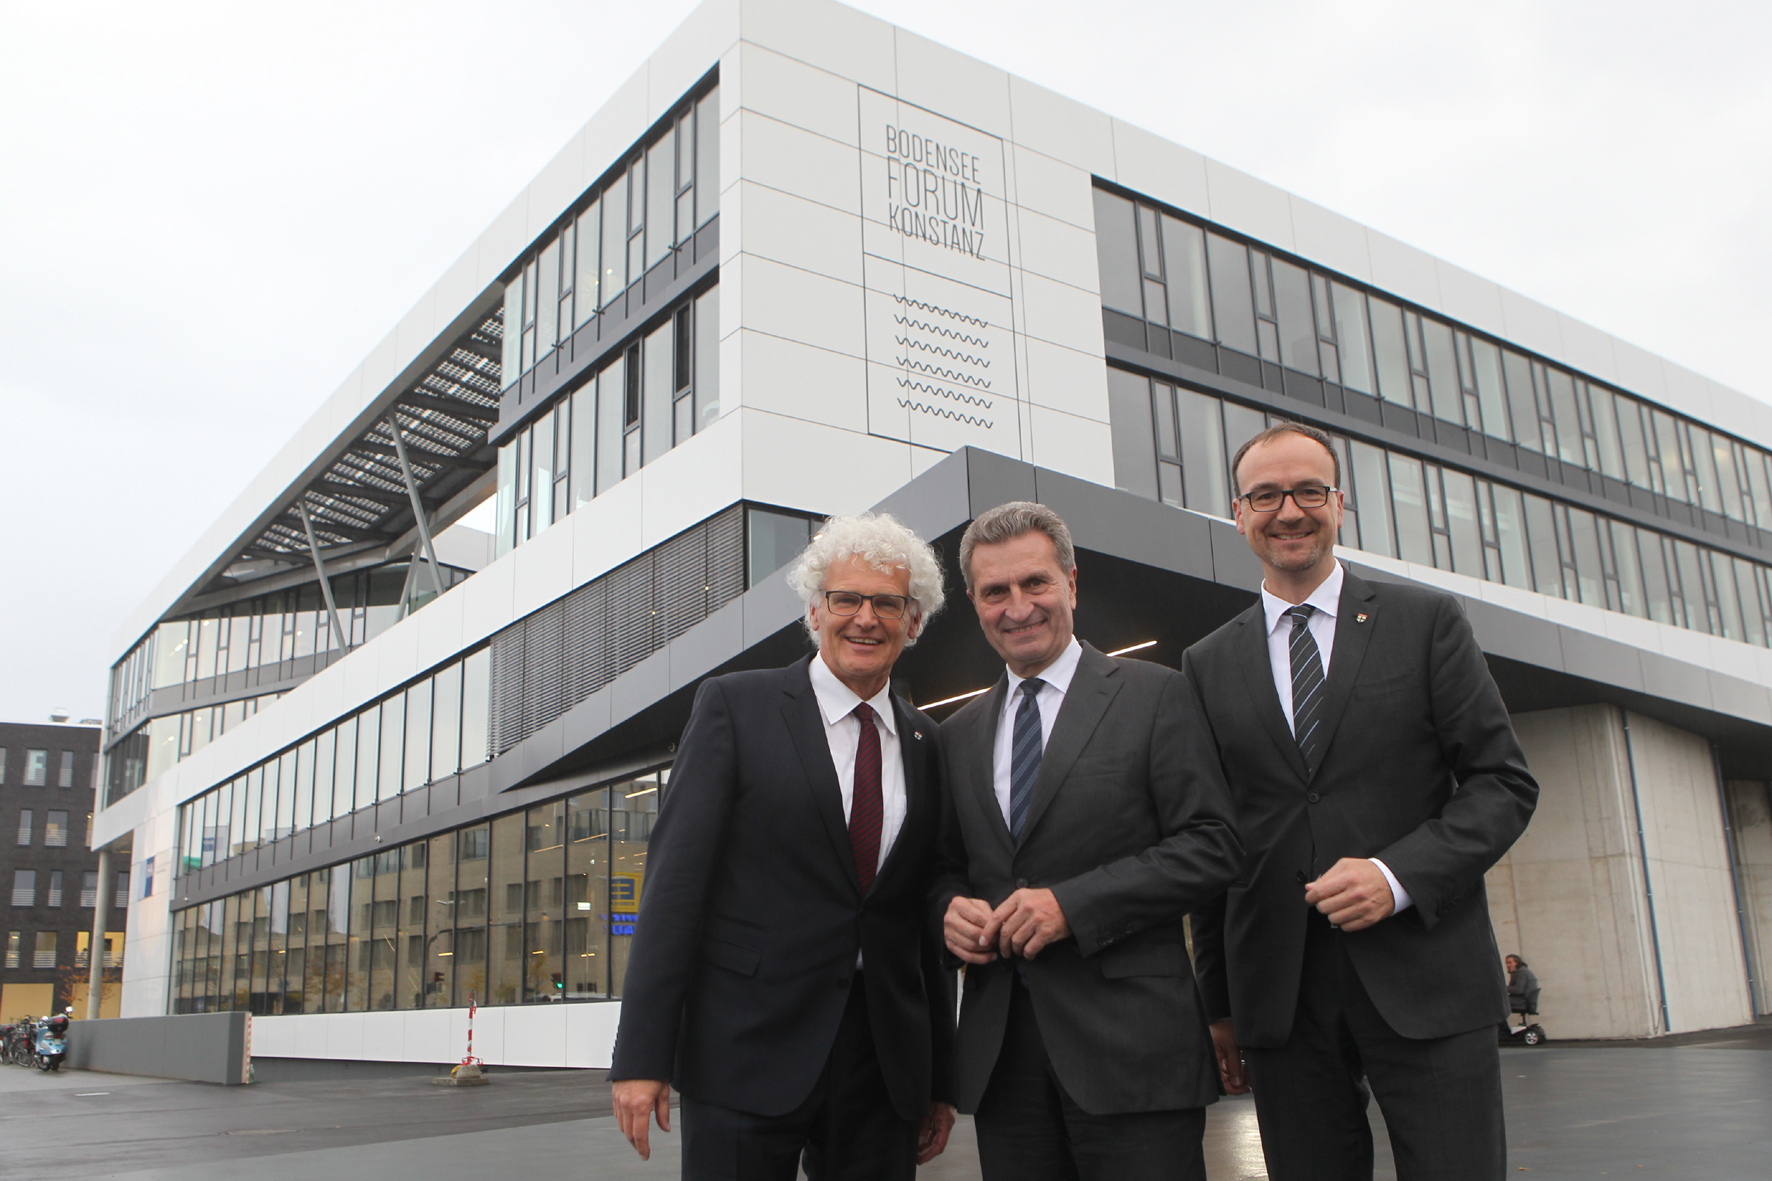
[1309,571,1380,779]
[973,675,1015,855]
[781,657,859,896]
[872,694,930,890]
[1018,644,1122,845]
[1234,602,1311,783]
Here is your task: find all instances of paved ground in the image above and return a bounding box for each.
[4,1023,1768,1180]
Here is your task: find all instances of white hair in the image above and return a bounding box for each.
[786,513,946,647]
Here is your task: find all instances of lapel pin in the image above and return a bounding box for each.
[1356,613,1369,624]
[912,730,923,741]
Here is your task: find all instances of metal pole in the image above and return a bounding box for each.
[87,849,112,1020]
[387,412,446,601]
[297,501,351,656]
[1620,711,1672,1035]
[1712,744,1762,1015]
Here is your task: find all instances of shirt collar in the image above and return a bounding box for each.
[1006,636,1084,699]
[809,654,898,735]
[1261,561,1345,638]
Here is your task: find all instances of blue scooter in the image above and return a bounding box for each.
[32,1009,71,1072]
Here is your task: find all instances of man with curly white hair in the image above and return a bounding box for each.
[611,512,957,1179]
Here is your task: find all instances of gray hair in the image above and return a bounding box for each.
[958,501,1076,592]
[786,513,945,647]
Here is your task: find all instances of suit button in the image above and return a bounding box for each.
[1295,870,1307,884]
[1015,879,1028,889]
[1307,791,1321,803]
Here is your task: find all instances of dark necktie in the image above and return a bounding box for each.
[1009,679,1045,840]
[850,703,883,895]
[1287,606,1327,774]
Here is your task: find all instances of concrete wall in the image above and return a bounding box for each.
[1725,780,1772,1016]
[65,1012,249,1084]
[1487,705,1755,1039]
[249,997,622,1070]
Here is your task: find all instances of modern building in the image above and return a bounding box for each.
[95,0,1772,1071]
[1,719,127,1021]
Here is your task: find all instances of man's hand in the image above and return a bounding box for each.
[983,887,1071,959]
[1304,858,1396,932]
[1210,1019,1249,1095]
[611,1078,672,1160]
[917,1101,956,1163]
[944,896,1001,965]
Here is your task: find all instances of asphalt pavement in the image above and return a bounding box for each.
[3,1022,1768,1180]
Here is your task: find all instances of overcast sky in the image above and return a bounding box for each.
[2,0,1767,724]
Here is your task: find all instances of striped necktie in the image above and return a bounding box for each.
[1287,606,1327,775]
[1009,679,1045,839]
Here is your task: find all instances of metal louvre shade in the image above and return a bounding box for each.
[486,504,746,754]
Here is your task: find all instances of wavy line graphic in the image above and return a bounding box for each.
[898,398,993,428]
[895,358,992,388]
[895,337,990,367]
[890,294,990,328]
[893,315,988,347]
[896,378,993,408]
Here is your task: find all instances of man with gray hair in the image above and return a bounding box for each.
[934,501,1241,1179]
[611,512,957,1178]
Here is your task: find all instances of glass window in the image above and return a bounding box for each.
[566,791,610,998]
[487,813,525,1006]
[574,200,600,328]
[1206,233,1257,355]
[610,773,660,995]
[47,871,63,908]
[536,240,560,356]
[1542,368,1583,467]
[526,802,567,1002]
[3,931,15,969]
[696,88,719,228]
[1153,384,1181,506]
[1136,205,1166,323]
[1672,541,1708,633]
[1653,411,1688,502]
[1270,259,1318,376]
[1468,338,1509,440]
[311,728,336,828]
[404,680,432,795]
[1688,426,1723,514]
[1616,398,1651,489]
[1442,470,1484,576]
[1710,550,1744,642]
[495,441,516,559]
[646,130,675,271]
[396,843,428,1010]
[369,852,398,1011]
[1490,484,1531,590]
[1161,216,1211,339]
[1092,190,1141,316]
[355,707,380,813]
[15,809,29,846]
[675,112,696,246]
[1106,368,1158,501]
[571,383,598,514]
[24,749,47,786]
[1368,297,1411,406]
[1419,318,1462,425]
[1349,442,1393,557]
[1179,389,1230,517]
[642,321,674,466]
[1388,454,1432,564]
[44,809,68,848]
[33,931,55,968]
[747,508,814,588]
[597,362,625,495]
[432,662,463,782]
[344,858,372,1012]
[11,870,33,906]
[1713,436,1744,520]
[462,648,491,768]
[425,832,456,1008]
[1565,508,1605,606]
[333,718,357,822]
[57,751,73,788]
[453,825,490,1007]
[1331,284,1373,396]
[1589,388,1626,479]
[601,163,628,306]
[1735,558,1766,647]
[1608,521,1645,618]
[1522,493,1561,597]
[695,287,720,431]
[241,768,263,855]
[1743,448,1772,528]
[531,411,555,537]
[379,696,405,803]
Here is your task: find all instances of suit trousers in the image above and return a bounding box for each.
[1243,911,1506,1181]
[973,975,1207,1181]
[679,974,917,1181]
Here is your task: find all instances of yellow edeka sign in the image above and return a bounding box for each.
[612,873,643,909]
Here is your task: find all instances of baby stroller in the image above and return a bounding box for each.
[1499,957,1545,1046]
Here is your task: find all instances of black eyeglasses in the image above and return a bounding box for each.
[1239,485,1338,513]
[823,591,912,620]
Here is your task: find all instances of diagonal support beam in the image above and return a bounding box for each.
[388,411,446,602]
[297,500,352,655]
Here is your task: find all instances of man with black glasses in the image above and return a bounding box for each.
[610,513,956,1178]
[1184,422,1538,1181]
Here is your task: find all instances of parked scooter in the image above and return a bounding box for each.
[31,1009,71,1072]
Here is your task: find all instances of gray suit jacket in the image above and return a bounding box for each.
[931,642,1242,1115]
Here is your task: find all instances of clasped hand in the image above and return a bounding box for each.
[1303,857,1395,932]
[943,887,1069,964]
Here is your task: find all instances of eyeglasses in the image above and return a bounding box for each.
[823,591,912,620]
[1239,485,1338,513]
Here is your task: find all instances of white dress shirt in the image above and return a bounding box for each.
[991,637,1084,827]
[1259,562,1412,914]
[808,655,907,873]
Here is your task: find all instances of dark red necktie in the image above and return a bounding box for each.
[849,703,883,895]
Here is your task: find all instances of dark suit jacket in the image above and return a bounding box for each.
[1183,570,1539,1047]
[932,643,1242,1115]
[609,656,953,1120]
